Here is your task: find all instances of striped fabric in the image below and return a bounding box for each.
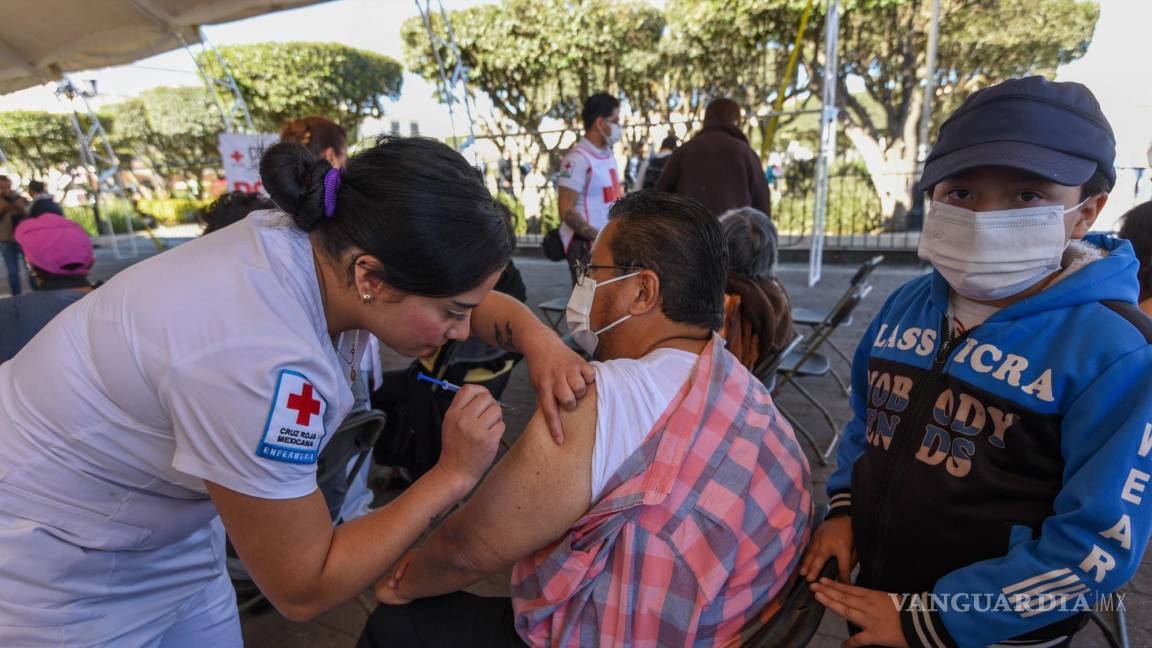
[511,334,812,647]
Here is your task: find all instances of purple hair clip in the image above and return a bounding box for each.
[323,167,342,218]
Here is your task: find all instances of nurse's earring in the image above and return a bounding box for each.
[361,293,372,304]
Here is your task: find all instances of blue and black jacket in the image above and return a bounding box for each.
[827,234,1152,647]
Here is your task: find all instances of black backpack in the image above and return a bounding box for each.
[642,154,669,190]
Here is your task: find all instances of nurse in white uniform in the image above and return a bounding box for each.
[0,136,592,646]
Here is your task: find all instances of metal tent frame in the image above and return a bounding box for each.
[414,0,479,153]
[54,77,139,259]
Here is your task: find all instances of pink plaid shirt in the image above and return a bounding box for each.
[511,335,811,647]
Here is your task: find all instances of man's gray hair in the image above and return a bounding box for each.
[719,207,778,280]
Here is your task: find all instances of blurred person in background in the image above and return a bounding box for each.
[637,135,678,191]
[656,98,771,219]
[0,212,95,363]
[0,175,28,296]
[1118,200,1152,316]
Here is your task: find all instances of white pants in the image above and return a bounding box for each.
[0,512,242,647]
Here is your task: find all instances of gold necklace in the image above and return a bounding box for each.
[344,333,358,383]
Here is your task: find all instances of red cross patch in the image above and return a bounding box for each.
[256,370,329,464]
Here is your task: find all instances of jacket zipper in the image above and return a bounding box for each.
[869,313,973,585]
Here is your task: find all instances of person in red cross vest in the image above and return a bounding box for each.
[557,92,624,285]
[0,136,594,647]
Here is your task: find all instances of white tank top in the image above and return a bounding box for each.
[589,348,699,501]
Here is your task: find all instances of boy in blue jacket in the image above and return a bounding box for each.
[802,76,1152,647]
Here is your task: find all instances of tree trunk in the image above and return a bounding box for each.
[843,125,919,230]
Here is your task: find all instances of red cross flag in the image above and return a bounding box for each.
[257,370,329,465]
[219,132,280,194]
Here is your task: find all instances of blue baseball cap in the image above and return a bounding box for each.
[918,76,1116,192]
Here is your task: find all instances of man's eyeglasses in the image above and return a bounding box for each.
[574,260,644,286]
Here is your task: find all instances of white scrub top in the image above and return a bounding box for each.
[0,210,361,641]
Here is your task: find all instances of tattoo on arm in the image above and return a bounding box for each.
[562,208,597,240]
[493,321,516,352]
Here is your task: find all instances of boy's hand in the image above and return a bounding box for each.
[811,579,908,648]
[800,516,856,583]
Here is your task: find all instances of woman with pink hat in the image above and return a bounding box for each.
[0,212,94,362]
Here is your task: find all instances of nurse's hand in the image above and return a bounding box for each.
[437,385,505,493]
[523,334,595,445]
[375,551,415,606]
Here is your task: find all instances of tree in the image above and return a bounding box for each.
[401,0,663,171]
[821,0,1099,226]
[662,0,820,156]
[102,86,222,197]
[203,42,403,135]
[0,110,80,179]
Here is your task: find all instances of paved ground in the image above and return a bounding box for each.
[1,232,1144,646]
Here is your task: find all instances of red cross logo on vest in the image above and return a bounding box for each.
[286,383,322,426]
[604,168,623,203]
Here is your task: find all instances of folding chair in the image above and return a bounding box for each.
[537,297,568,332]
[234,409,387,614]
[535,297,589,355]
[753,333,804,393]
[741,504,838,648]
[316,409,389,506]
[791,255,884,396]
[1085,608,1130,648]
[775,284,872,466]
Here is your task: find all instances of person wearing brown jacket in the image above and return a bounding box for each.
[655,98,772,219]
[719,207,794,375]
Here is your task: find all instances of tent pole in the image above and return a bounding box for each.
[180,27,255,133]
[55,77,139,259]
[809,0,839,287]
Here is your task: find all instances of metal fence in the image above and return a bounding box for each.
[773,169,921,251]
[512,168,923,252]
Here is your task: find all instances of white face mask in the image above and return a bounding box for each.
[603,123,622,147]
[918,199,1089,301]
[566,270,639,356]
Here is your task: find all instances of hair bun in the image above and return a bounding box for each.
[259,141,333,232]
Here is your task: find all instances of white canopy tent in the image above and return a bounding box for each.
[0,0,332,258]
[0,0,332,95]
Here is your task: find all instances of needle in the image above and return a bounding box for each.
[417,372,517,411]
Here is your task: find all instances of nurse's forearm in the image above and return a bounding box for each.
[471,290,553,355]
[208,466,472,622]
[309,467,471,608]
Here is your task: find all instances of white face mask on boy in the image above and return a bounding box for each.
[917,198,1089,301]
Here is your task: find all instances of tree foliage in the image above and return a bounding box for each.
[403,0,1099,226]
[205,42,403,134]
[828,0,1099,223]
[663,0,819,152]
[100,86,221,196]
[401,0,663,165]
[0,110,79,178]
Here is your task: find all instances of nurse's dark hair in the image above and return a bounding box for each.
[260,136,511,297]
